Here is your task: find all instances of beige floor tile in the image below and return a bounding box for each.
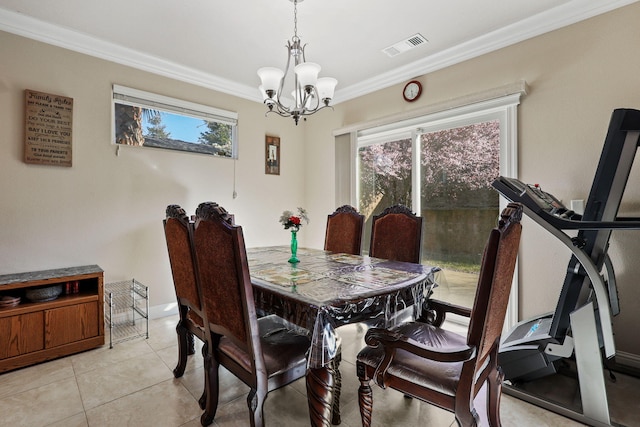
[145,316,184,351]
[1,313,634,426]
[0,357,74,400]
[339,385,455,427]
[179,366,206,404]
[76,351,173,409]
[47,412,88,427]
[71,338,155,375]
[85,379,201,427]
[155,339,204,374]
[0,377,84,426]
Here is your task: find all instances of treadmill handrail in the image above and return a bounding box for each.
[517,203,616,359]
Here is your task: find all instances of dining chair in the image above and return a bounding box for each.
[192,201,311,427]
[369,204,423,263]
[324,205,365,255]
[356,202,523,427]
[163,204,207,409]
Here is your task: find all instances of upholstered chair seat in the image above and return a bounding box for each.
[218,315,309,380]
[357,321,468,396]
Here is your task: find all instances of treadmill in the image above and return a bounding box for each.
[492,108,640,426]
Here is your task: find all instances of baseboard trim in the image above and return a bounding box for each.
[614,350,640,370]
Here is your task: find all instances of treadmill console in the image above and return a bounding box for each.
[493,177,577,220]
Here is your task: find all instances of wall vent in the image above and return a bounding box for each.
[382,33,428,58]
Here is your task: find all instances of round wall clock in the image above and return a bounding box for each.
[403,80,422,102]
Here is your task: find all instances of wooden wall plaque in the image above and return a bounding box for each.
[24,89,73,167]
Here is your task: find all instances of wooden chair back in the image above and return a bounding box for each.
[324,205,365,255]
[164,205,202,313]
[369,204,423,263]
[192,201,257,356]
[163,204,207,389]
[468,203,522,374]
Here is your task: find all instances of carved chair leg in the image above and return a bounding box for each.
[247,388,267,427]
[358,379,373,427]
[331,352,342,425]
[200,341,219,426]
[173,321,189,378]
[487,367,504,427]
[197,344,207,410]
[187,331,196,355]
[454,393,478,427]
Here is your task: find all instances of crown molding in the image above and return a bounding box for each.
[335,0,639,103]
[0,8,259,102]
[1,0,637,105]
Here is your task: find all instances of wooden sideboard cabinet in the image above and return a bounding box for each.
[0,265,104,373]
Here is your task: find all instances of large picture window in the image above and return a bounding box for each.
[354,91,521,326]
[112,85,238,158]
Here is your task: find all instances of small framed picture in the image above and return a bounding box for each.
[265,135,280,175]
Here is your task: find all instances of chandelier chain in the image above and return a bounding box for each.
[293,0,298,40]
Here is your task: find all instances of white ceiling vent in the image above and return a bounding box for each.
[382,33,428,58]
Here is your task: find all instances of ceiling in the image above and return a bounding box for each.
[0,0,636,104]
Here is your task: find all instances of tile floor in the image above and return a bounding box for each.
[0,314,594,427]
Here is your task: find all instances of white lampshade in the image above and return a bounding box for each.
[316,77,338,101]
[257,67,284,93]
[294,62,321,88]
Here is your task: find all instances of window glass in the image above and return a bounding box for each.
[358,138,412,248]
[420,121,500,307]
[112,85,238,158]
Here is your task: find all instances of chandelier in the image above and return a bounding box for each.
[257,0,337,125]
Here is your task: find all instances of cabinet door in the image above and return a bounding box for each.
[0,312,44,359]
[45,302,99,348]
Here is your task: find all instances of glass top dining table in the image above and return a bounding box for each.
[246,246,440,426]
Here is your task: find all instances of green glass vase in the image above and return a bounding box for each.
[288,230,300,264]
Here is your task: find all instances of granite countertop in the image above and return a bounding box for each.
[0,265,103,286]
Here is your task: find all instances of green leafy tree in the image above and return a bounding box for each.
[145,113,171,139]
[420,121,500,208]
[198,121,232,156]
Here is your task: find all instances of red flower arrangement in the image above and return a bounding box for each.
[279,207,309,232]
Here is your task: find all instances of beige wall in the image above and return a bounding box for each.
[0,31,307,313]
[2,3,640,355]
[304,3,640,356]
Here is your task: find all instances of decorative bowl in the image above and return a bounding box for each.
[25,284,63,302]
[0,295,21,308]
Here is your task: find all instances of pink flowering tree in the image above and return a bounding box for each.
[420,120,500,208]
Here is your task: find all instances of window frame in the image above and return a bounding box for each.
[112,84,239,159]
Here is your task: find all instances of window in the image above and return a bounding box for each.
[353,91,521,326]
[418,120,500,308]
[112,85,238,158]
